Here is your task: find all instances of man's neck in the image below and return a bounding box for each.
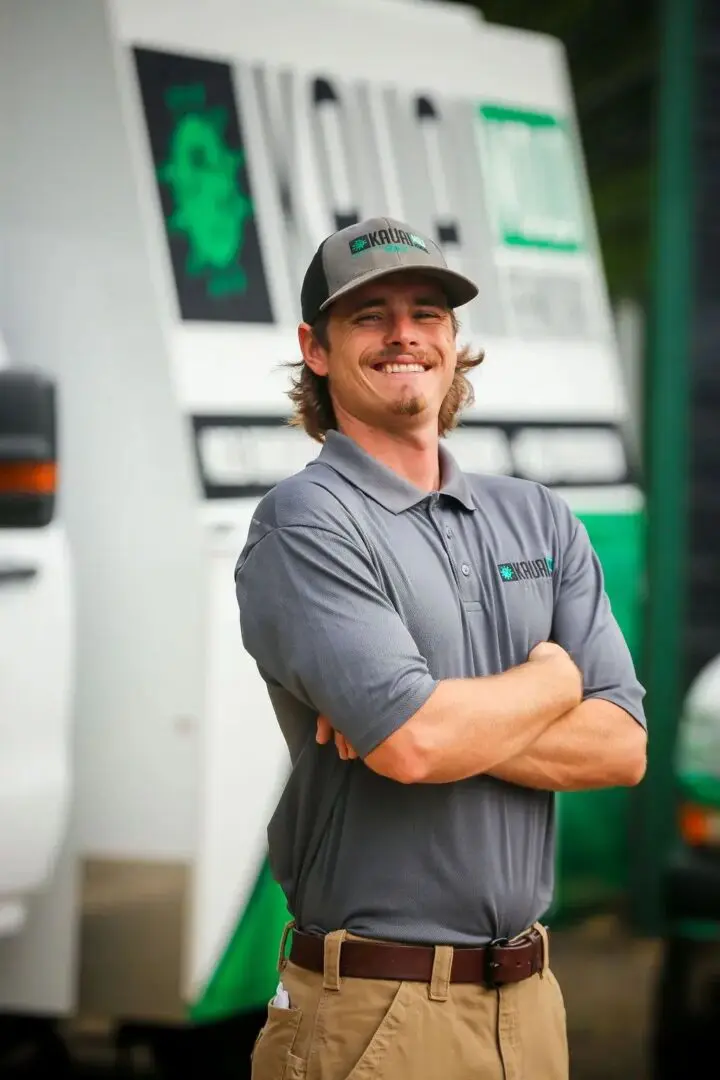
[337,414,441,493]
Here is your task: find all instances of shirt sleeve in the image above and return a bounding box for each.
[235,522,439,758]
[551,505,647,730]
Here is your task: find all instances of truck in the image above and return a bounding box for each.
[651,655,720,1076]
[0,0,655,1073]
[0,348,76,1069]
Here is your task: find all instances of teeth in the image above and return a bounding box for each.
[379,363,426,374]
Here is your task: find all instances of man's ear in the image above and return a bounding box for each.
[298,323,329,376]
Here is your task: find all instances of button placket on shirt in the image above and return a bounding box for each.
[457,548,479,601]
[428,496,479,602]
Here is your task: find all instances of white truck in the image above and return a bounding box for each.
[0,0,642,1072]
[0,348,74,949]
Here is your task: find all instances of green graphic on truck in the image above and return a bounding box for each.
[133,47,274,323]
[478,104,588,252]
[158,93,253,291]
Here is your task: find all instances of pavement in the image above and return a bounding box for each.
[551,916,662,1080]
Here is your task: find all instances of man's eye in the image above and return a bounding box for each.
[415,310,440,320]
[356,313,381,323]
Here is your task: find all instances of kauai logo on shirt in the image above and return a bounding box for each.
[497,556,555,583]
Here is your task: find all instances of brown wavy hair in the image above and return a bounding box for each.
[287,310,485,442]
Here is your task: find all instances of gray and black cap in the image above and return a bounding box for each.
[300,216,479,324]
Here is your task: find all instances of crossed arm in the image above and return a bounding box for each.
[486,696,647,790]
[237,498,648,795]
[315,587,647,792]
[317,671,648,791]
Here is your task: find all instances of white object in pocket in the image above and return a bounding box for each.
[271,981,290,1008]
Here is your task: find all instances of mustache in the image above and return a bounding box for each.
[367,348,431,367]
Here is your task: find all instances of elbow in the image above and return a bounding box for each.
[621,749,647,787]
[364,725,430,785]
[616,730,648,787]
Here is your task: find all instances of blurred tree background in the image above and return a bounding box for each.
[455,0,659,305]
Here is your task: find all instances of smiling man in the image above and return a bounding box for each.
[234,216,648,1080]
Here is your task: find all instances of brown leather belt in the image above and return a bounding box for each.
[289,927,544,989]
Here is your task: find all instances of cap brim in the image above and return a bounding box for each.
[318,264,479,314]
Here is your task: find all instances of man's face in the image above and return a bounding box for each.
[299,274,457,433]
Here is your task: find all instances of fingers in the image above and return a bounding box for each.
[335,731,358,760]
[316,714,333,744]
[316,715,358,760]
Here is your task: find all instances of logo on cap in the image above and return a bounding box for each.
[349,227,429,257]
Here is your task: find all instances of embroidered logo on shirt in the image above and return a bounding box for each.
[498,556,554,582]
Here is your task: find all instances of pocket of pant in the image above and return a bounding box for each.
[341,981,414,1080]
[251,1003,304,1080]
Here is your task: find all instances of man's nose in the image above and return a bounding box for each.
[384,313,419,348]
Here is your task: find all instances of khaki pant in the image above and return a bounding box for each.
[251,924,569,1080]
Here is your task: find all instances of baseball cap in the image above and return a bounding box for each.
[300,216,479,324]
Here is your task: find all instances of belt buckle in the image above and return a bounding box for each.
[484,936,509,989]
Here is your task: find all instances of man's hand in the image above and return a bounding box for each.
[488,643,647,790]
[316,714,359,760]
[528,641,583,705]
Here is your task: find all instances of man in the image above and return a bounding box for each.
[234,216,647,1080]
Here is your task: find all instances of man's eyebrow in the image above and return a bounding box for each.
[414,295,448,308]
[352,297,386,313]
[350,294,448,314]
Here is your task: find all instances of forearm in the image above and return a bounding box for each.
[367,655,579,784]
[487,698,648,791]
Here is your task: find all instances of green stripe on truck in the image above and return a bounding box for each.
[189,858,290,1023]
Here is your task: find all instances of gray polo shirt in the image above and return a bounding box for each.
[234,430,646,945]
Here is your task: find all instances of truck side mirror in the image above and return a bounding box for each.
[0,368,57,528]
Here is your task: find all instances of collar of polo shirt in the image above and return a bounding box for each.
[314,431,476,515]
